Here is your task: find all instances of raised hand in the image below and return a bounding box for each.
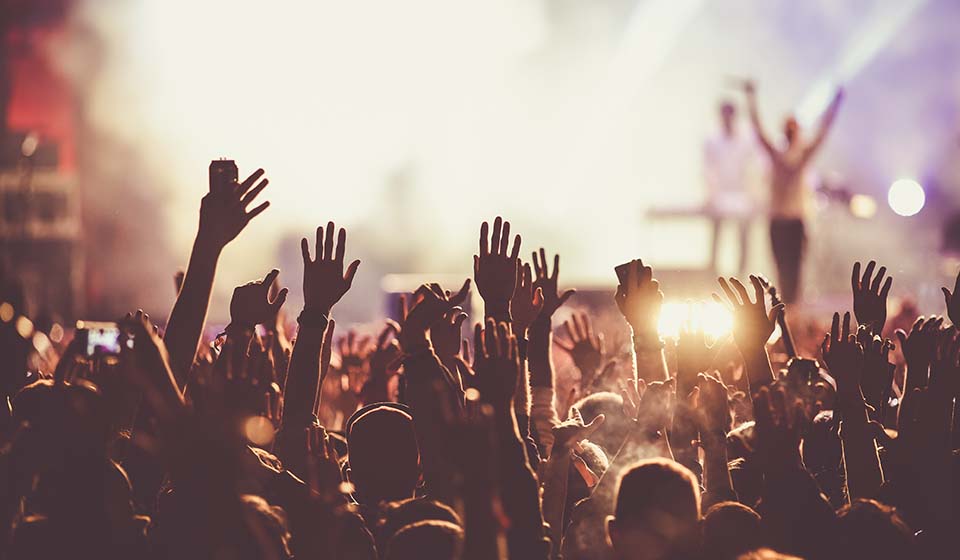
[359,321,403,404]
[929,326,960,400]
[615,259,663,339]
[198,167,270,249]
[851,261,892,333]
[398,280,471,352]
[471,318,521,411]
[431,308,469,364]
[555,312,604,386]
[531,248,575,320]
[474,217,521,320]
[941,269,960,326]
[337,329,373,372]
[510,263,544,335]
[300,221,361,315]
[820,312,865,400]
[713,275,783,352]
[228,269,289,330]
[895,316,943,392]
[552,408,605,451]
[694,373,730,446]
[676,311,715,396]
[753,385,806,471]
[856,326,895,418]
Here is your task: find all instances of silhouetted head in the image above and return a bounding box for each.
[834,499,914,560]
[783,116,799,145]
[375,497,462,553]
[607,458,701,560]
[347,404,420,505]
[571,391,632,457]
[385,520,463,560]
[702,501,764,559]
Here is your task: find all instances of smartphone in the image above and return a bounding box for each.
[209,159,238,192]
[615,261,632,285]
[76,321,130,356]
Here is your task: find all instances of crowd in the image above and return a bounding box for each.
[0,167,958,560]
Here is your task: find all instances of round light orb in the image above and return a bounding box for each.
[887,179,925,217]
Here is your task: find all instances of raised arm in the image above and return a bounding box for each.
[713,275,782,391]
[743,81,778,159]
[802,88,844,163]
[821,313,884,501]
[275,223,359,466]
[472,319,550,559]
[164,167,271,388]
[615,259,668,383]
[528,248,575,457]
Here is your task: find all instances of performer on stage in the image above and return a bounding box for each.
[744,80,843,303]
[703,100,762,274]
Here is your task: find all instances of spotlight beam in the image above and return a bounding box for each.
[797,0,929,125]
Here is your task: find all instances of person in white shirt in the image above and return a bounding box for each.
[744,81,843,303]
[704,101,762,274]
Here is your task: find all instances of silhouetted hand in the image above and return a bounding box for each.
[198,167,270,249]
[929,326,960,400]
[555,312,604,383]
[895,316,943,392]
[677,312,715,396]
[300,221,361,314]
[532,248,575,320]
[472,318,521,410]
[856,326,894,416]
[821,312,865,399]
[713,275,783,352]
[510,263,543,335]
[431,308,469,364]
[197,332,281,427]
[398,281,470,352]
[851,261,892,333]
[359,321,403,404]
[631,379,673,433]
[941,269,960,326]
[229,269,289,330]
[552,408,605,451]
[694,373,730,446]
[615,259,663,338]
[753,385,806,471]
[474,217,521,317]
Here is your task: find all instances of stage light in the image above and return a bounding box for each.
[657,300,732,340]
[849,194,877,219]
[887,179,925,217]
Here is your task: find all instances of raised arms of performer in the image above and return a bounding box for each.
[743,81,779,160]
[802,88,844,163]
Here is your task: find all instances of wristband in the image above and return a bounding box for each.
[297,308,330,329]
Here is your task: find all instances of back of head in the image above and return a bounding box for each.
[607,458,701,560]
[376,497,462,553]
[737,549,802,560]
[572,391,632,456]
[834,499,913,560]
[386,520,463,560]
[702,501,764,559]
[347,405,420,504]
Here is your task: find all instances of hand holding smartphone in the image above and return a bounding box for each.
[209,158,238,193]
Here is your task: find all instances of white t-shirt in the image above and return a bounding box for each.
[703,131,763,217]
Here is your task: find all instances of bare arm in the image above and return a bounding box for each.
[802,89,844,164]
[275,223,359,471]
[164,168,271,388]
[744,82,778,160]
